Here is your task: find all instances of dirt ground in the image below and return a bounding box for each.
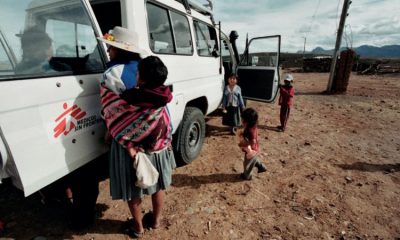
[1,72,399,240]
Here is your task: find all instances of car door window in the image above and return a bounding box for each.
[0,0,105,80]
[194,21,217,57]
[241,38,279,67]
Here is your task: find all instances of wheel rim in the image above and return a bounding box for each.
[188,121,200,148]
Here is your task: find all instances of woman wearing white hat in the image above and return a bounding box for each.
[99,27,160,237]
[278,74,295,132]
[98,26,148,94]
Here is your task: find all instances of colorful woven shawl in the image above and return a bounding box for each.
[100,85,171,150]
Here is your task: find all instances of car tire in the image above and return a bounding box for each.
[173,107,205,165]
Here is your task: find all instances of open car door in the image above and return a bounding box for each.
[237,35,281,102]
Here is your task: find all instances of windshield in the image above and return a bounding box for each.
[0,0,105,79]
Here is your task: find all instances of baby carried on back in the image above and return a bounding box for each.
[100,69,172,151]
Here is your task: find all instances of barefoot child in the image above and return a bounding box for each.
[238,108,267,180]
[222,73,245,134]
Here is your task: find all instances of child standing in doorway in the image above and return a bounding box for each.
[238,108,267,180]
[222,73,245,135]
[278,74,295,132]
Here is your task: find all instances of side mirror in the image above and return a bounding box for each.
[212,49,219,58]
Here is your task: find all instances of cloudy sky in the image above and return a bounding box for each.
[212,0,400,53]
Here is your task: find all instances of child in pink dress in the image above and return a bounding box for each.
[238,108,267,180]
[278,74,295,132]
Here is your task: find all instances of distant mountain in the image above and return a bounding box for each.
[310,45,400,58]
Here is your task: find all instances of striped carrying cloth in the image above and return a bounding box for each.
[100,85,172,150]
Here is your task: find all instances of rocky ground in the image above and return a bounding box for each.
[1,72,399,240]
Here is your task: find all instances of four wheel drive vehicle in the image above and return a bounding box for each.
[0,0,280,203]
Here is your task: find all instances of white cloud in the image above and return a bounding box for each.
[213,0,400,53]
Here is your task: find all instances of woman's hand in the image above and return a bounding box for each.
[127,147,138,159]
[127,146,145,159]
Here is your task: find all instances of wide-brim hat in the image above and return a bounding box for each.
[97,26,148,57]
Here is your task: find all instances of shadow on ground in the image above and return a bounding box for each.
[258,125,282,132]
[206,123,233,136]
[0,178,122,239]
[336,162,400,173]
[295,91,327,96]
[172,173,242,188]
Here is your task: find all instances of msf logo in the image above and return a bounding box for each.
[53,103,86,138]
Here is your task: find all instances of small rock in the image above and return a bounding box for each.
[204,207,214,214]
[345,176,353,183]
[291,206,301,212]
[187,207,194,214]
[356,183,363,187]
[273,199,281,204]
[273,226,282,232]
[220,193,227,200]
[304,141,311,146]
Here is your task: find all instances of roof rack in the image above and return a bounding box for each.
[179,0,215,24]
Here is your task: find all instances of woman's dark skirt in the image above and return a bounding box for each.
[109,140,176,200]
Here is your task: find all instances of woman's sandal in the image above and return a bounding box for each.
[126,226,143,239]
[122,218,144,239]
[142,211,161,229]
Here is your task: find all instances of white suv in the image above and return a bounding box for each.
[0,0,280,205]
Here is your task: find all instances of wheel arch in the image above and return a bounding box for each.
[185,96,208,115]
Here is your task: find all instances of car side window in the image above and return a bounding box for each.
[147,3,193,55]
[170,11,193,55]
[194,21,217,57]
[147,3,175,54]
[0,0,105,80]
